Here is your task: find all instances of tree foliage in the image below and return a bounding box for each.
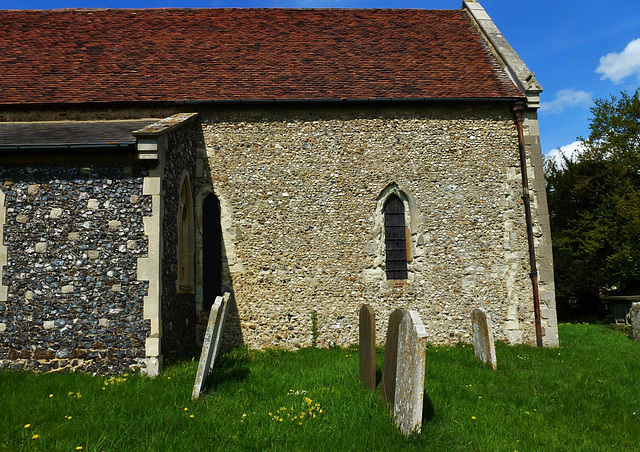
[545,89,640,318]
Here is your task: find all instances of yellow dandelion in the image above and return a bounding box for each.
[278,418,283,422]
[557,353,561,356]
[66,416,72,420]
[268,412,272,416]
[241,414,247,419]
[76,447,83,450]
[298,422,303,425]
[471,416,476,420]
[478,396,482,399]
[525,411,530,415]
[190,415,194,418]
[167,377,171,380]
[24,424,31,428]
[68,391,74,396]
[32,435,39,440]
[76,393,82,398]
[319,410,323,414]
[49,394,53,398]
[184,407,188,411]
[304,396,312,406]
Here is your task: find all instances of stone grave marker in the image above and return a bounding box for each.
[359,304,376,390]
[472,308,497,370]
[380,308,405,407]
[394,310,428,436]
[630,302,640,341]
[192,292,231,400]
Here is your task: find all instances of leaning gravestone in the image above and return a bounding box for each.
[630,302,640,341]
[359,304,376,390]
[192,292,231,400]
[472,308,497,370]
[380,309,405,407]
[393,310,428,436]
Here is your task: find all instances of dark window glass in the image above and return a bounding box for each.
[384,195,407,280]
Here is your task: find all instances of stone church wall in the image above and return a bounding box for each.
[159,120,199,360]
[201,103,558,349]
[0,164,152,373]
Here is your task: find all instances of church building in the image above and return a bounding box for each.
[0,1,558,375]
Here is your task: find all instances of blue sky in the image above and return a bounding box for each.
[2,0,640,157]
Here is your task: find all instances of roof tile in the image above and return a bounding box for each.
[0,8,523,105]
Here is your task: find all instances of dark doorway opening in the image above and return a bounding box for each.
[203,193,222,310]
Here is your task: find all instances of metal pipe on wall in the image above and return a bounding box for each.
[512,102,544,347]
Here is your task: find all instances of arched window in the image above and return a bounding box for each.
[177,173,195,293]
[384,194,408,280]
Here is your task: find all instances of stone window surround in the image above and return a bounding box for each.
[374,183,420,285]
[177,170,195,295]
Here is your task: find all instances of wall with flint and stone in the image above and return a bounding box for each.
[0,164,152,373]
[159,120,199,360]
[201,103,558,350]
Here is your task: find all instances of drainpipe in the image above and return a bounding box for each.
[512,102,543,347]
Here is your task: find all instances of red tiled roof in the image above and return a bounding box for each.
[0,8,523,105]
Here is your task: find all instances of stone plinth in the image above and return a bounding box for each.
[472,308,497,370]
[359,304,376,390]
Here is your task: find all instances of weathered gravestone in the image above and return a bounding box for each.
[359,304,376,390]
[472,308,497,370]
[394,310,428,436]
[630,303,640,341]
[192,292,231,400]
[380,309,405,407]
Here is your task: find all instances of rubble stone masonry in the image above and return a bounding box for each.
[201,103,558,349]
[0,164,152,373]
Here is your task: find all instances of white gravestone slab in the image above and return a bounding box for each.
[472,308,497,370]
[630,302,640,341]
[393,310,428,436]
[192,292,231,400]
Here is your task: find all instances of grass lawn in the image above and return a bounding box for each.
[1,322,639,451]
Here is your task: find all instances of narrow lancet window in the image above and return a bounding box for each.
[384,194,408,280]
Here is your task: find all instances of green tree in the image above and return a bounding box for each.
[545,89,640,318]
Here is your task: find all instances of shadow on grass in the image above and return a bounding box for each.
[202,349,250,392]
[423,393,435,424]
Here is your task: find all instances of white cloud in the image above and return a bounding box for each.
[545,141,585,169]
[539,89,592,114]
[596,38,640,83]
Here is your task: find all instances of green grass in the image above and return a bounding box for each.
[1,323,639,451]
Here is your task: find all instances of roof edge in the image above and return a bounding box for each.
[1,97,524,110]
[463,0,542,109]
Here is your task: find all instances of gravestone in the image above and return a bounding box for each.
[359,304,376,390]
[472,308,497,370]
[380,309,405,407]
[192,292,231,400]
[394,310,428,436]
[630,302,640,341]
